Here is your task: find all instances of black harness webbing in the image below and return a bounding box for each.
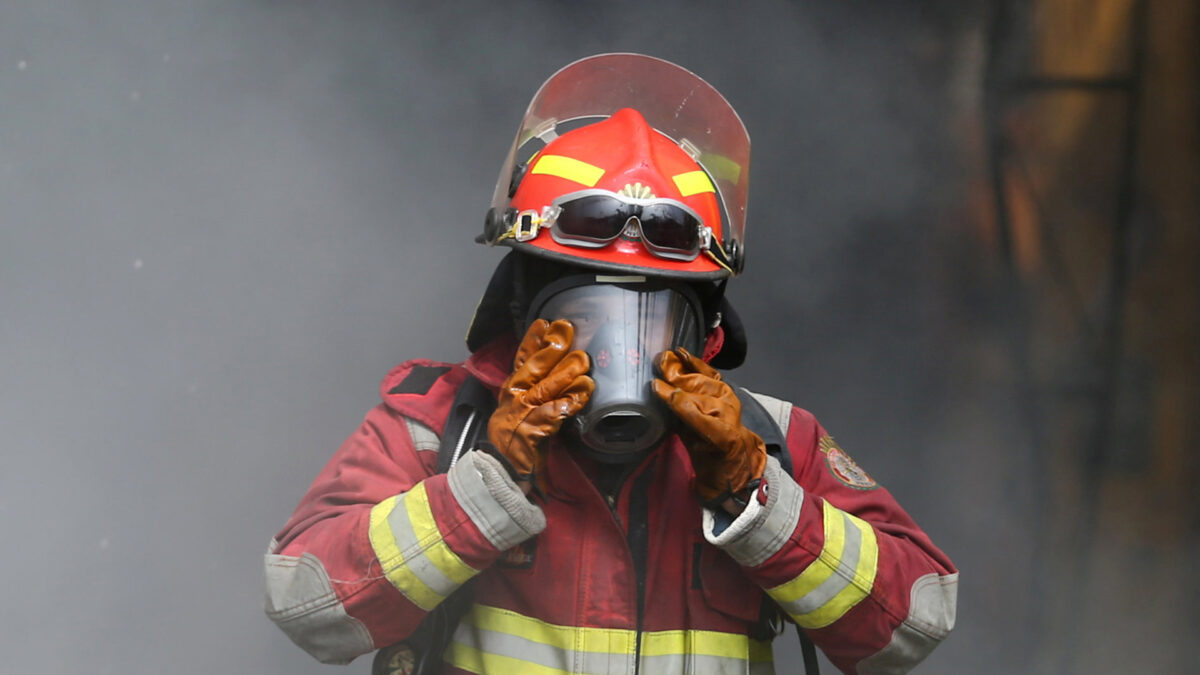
[436,376,497,474]
[733,384,820,675]
[373,377,496,675]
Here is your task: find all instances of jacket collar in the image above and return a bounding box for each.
[462,334,518,391]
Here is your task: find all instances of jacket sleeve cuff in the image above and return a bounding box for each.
[702,455,804,568]
[447,450,547,552]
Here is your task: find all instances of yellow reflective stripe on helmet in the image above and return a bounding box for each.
[446,604,773,674]
[672,169,716,197]
[768,502,879,629]
[367,484,478,611]
[530,154,605,187]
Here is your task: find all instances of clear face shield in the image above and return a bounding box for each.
[527,276,704,462]
[486,53,751,274]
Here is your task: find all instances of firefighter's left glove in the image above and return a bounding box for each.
[487,319,594,487]
[653,347,767,508]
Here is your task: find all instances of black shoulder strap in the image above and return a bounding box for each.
[732,384,794,479]
[731,382,820,675]
[436,375,497,473]
[375,375,496,675]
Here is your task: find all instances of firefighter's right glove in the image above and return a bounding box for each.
[652,347,767,509]
[486,319,594,487]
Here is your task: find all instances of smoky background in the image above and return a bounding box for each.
[2,1,1195,674]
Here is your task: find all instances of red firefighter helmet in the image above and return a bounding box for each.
[481,54,750,280]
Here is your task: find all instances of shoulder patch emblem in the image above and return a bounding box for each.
[819,435,878,490]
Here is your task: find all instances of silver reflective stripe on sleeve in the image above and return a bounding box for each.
[262,538,375,664]
[766,502,879,629]
[384,495,466,599]
[775,510,864,617]
[368,485,478,611]
[856,572,959,675]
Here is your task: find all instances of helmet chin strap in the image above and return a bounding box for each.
[701,324,726,362]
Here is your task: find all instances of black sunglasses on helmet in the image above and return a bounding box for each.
[546,189,713,262]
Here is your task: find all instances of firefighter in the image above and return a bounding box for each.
[264,54,957,674]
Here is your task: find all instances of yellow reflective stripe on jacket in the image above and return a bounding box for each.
[367,484,478,611]
[672,169,716,197]
[640,629,770,659]
[446,604,774,675]
[531,155,605,187]
[767,502,879,629]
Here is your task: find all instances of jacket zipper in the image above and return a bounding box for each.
[580,454,655,675]
[626,467,654,675]
[593,464,652,675]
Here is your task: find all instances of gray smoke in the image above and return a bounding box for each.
[6,1,1176,674]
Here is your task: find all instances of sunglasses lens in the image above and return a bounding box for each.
[556,195,633,242]
[637,204,700,252]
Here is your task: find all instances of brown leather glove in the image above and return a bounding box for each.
[487,319,594,483]
[652,347,767,504]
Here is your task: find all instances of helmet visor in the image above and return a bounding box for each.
[491,53,750,269]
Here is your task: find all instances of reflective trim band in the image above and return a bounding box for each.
[403,416,440,453]
[642,630,775,673]
[446,604,773,675]
[672,169,716,197]
[447,452,544,552]
[768,502,878,629]
[368,484,478,611]
[531,155,605,187]
[641,629,773,660]
[705,456,802,568]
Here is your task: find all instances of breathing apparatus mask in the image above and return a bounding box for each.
[526,274,704,463]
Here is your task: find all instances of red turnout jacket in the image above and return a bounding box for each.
[264,338,957,674]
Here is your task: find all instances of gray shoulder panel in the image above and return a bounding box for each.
[404,416,441,453]
[743,389,793,438]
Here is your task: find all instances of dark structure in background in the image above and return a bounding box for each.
[976,1,1198,672]
[0,1,1194,673]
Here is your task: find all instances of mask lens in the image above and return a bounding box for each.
[637,203,701,253]
[553,194,632,243]
[527,280,703,459]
